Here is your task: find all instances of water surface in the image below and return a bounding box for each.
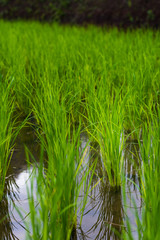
[0,132,141,239]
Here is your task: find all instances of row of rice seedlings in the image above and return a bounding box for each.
[1,22,160,124]
[123,105,160,239]
[0,77,14,200]
[19,76,94,240]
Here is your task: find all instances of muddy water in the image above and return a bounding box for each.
[0,132,141,240]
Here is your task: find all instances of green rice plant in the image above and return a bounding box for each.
[19,77,94,240]
[0,77,14,200]
[123,105,160,239]
[97,92,126,188]
[85,87,126,188]
[23,139,94,240]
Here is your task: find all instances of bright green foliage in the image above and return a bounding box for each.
[139,115,160,239]
[86,88,126,187]
[0,77,14,200]
[22,76,92,239]
[0,21,160,239]
[123,106,160,239]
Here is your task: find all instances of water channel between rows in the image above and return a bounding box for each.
[0,128,142,240]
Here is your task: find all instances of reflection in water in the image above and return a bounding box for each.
[0,174,19,240]
[0,125,39,240]
[124,138,142,207]
[76,135,141,240]
[123,139,142,239]
[79,184,124,240]
[77,139,124,240]
[0,132,141,240]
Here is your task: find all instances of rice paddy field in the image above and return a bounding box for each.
[0,20,160,239]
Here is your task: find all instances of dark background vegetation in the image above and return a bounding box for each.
[0,0,160,28]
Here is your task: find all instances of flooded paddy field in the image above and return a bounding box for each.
[0,21,160,239]
[0,131,141,240]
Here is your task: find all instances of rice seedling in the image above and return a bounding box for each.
[85,87,126,188]
[0,76,14,200]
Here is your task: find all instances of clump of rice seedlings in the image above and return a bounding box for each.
[21,78,93,240]
[86,87,126,188]
[24,132,92,240]
[0,77,14,200]
[98,92,125,188]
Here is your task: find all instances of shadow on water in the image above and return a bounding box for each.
[0,131,141,240]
